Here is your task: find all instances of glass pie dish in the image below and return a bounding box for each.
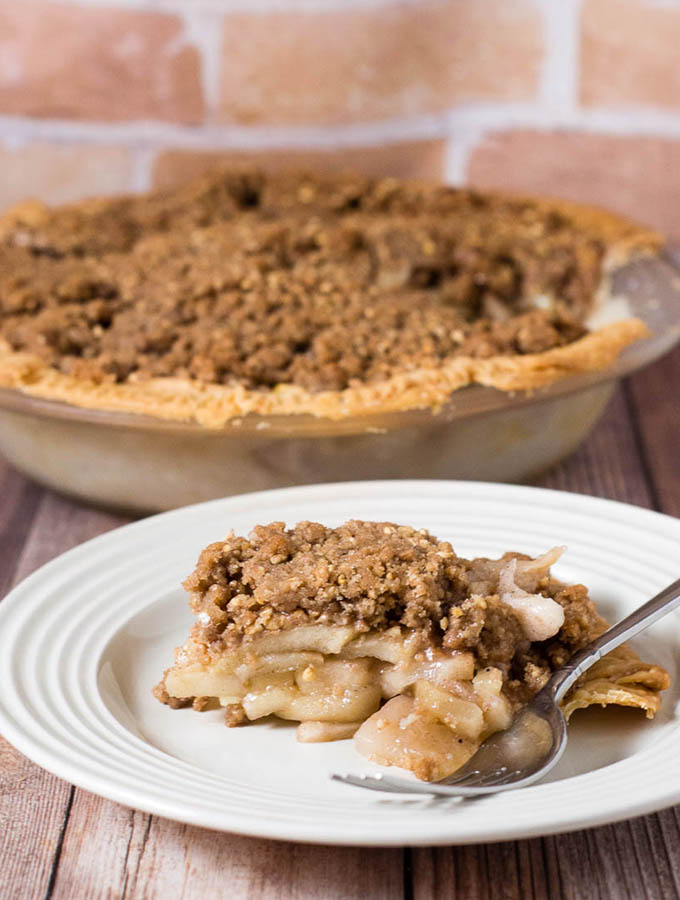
[0,251,678,514]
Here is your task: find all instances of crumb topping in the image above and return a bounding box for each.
[182,519,604,695]
[184,520,469,645]
[0,168,628,394]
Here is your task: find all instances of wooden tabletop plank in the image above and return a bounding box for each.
[539,385,653,508]
[655,807,680,898]
[0,736,73,900]
[624,814,680,899]
[0,460,42,599]
[627,345,680,517]
[10,491,127,586]
[127,820,402,900]
[49,791,403,900]
[46,795,150,900]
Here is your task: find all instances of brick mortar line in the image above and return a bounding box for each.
[535,0,581,111]
[444,129,484,184]
[0,111,460,151]
[36,0,427,12]
[131,146,156,192]
[178,8,223,124]
[7,103,680,153]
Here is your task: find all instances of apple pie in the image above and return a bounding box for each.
[154,520,669,781]
[0,168,661,427]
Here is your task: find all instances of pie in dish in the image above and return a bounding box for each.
[155,520,669,781]
[0,168,662,428]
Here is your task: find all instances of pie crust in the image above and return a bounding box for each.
[0,169,661,428]
[155,520,669,782]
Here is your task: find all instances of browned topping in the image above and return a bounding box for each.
[181,520,603,691]
[183,520,469,647]
[191,696,214,712]
[499,581,606,703]
[224,703,247,727]
[442,594,527,665]
[0,168,619,394]
[151,680,191,709]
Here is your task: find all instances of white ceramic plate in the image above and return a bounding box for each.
[1,481,679,846]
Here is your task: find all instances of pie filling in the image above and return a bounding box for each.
[0,169,660,425]
[155,521,669,782]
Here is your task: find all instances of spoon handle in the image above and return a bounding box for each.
[550,576,680,703]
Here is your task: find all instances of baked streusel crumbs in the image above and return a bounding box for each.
[1,168,634,394]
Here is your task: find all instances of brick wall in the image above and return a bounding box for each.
[2,0,680,239]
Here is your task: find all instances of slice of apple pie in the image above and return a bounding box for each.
[155,520,669,781]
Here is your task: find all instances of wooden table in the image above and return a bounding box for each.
[2,346,679,900]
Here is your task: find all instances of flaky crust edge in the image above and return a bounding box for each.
[564,645,670,720]
[0,318,650,428]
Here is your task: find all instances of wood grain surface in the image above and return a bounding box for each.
[1,346,679,900]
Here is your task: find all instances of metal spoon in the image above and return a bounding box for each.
[333,576,680,797]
